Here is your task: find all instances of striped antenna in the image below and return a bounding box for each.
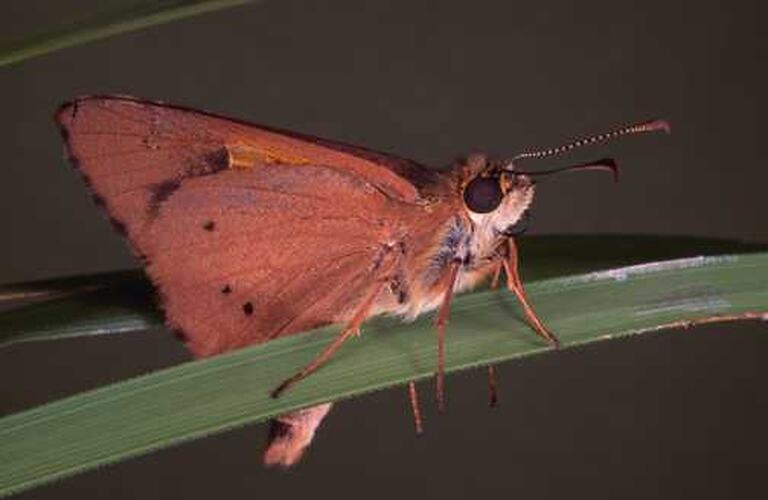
[510,119,670,165]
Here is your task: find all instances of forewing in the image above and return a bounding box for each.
[56,96,413,357]
[56,95,425,226]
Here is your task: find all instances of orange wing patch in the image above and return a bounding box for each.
[225,143,310,170]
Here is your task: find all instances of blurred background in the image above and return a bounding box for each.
[1,1,766,498]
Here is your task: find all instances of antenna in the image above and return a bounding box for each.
[509,119,670,166]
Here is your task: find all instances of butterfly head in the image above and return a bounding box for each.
[458,118,670,236]
[460,154,535,236]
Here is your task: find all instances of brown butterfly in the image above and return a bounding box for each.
[56,96,668,466]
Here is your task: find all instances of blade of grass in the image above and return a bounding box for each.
[0,0,258,67]
[0,270,140,304]
[0,272,157,346]
[1,235,763,347]
[1,249,766,497]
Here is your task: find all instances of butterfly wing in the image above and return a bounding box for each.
[56,96,424,356]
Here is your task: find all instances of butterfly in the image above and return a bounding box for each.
[56,95,668,466]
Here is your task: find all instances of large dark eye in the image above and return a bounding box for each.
[463,176,503,213]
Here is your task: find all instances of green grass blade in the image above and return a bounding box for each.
[0,271,157,346]
[0,0,257,67]
[1,249,767,497]
[1,235,763,347]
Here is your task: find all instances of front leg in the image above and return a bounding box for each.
[501,238,560,348]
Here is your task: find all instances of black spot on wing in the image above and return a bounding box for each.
[203,220,215,231]
[221,284,232,294]
[243,302,254,316]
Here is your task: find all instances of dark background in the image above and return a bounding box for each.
[2,1,766,498]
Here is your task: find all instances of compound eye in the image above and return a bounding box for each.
[463,176,503,214]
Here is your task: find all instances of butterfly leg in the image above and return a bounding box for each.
[486,261,503,406]
[490,260,503,290]
[407,381,424,435]
[447,259,501,408]
[487,364,498,407]
[271,279,386,398]
[502,238,560,348]
[435,260,461,412]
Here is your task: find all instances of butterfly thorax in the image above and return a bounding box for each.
[381,155,535,320]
